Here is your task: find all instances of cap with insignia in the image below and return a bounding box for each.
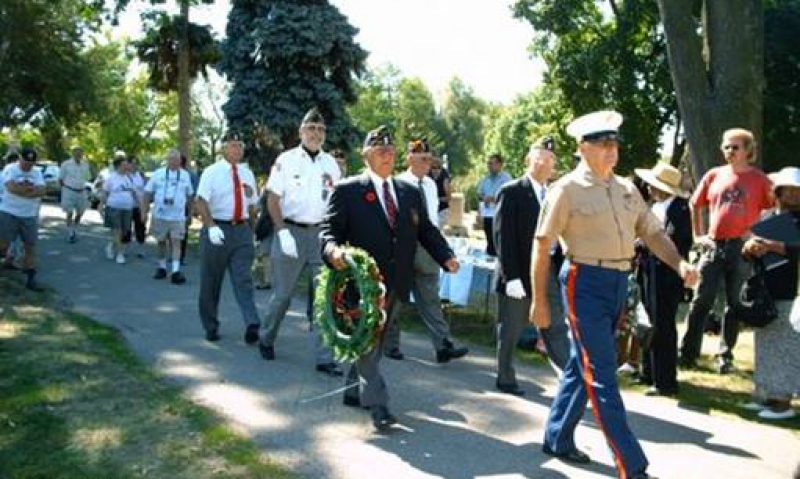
[538,136,555,152]
[408,138,430,154]
[21,147,37,162]
[301,107,325,125]
[223,130,242,143]
[363,125,393,149]
[566,110,623,143]
[114,150,127,158]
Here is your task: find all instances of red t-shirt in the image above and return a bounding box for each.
[691,165,774,239]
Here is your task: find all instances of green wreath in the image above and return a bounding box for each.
[314,247,387,362]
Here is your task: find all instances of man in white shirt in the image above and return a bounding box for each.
[0,148,46,290]
[385,138,468,363]
[258,108,343,377]
[195,131,261,344]
[59,146,92,243]
[141,148,194,284]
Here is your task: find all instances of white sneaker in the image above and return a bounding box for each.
[115,253,126,264]
[617,363,637,375]
[758,408,796,420]
[742,401,765,411]
[105,243,115,260]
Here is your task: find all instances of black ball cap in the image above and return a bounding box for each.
[302,107,325,125]
[363,125,393,149]
[223,130,242,143]
[21,147,37,162]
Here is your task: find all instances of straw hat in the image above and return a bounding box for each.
[634,162,687,198]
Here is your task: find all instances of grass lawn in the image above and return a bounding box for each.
[398,301,800,433]
[0,276,299,479]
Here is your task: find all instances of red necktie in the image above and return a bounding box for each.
[383,180,397,228]
[232,164,243,222]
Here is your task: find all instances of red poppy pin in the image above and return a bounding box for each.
[365,191,377,203]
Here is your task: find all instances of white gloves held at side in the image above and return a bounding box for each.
[505,279,527,299]
[278,228,299,258]
[208,225,225,245]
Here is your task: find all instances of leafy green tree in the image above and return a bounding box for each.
[219,0,367,170]
[348,65,403,142]
[0,0,105,128]
[440,77,488,176]
[513,0,676,174]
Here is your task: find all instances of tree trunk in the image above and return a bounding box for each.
[178,0,192,161]
[656,0,764,180]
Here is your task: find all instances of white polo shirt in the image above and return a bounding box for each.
[59,158,92,190]
[196,159,258,221]
[145,167,194,221]
[1,163,45,218]
[398,171,439,224]
[103,172,138,210]
[267,146,340,224]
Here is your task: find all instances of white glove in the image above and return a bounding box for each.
[505,279,526,299]
[277,228,298,258]
[208,225,225,245]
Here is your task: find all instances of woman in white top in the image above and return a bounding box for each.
[102,155,138,264]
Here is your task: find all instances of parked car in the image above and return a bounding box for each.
[35,160,60,201]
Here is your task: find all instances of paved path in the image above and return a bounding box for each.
[33,205,800,479]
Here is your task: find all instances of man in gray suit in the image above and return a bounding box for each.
[384,138,469,363]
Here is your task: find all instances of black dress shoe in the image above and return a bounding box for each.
[436,341,469,363]
[171,271,186,284]
[496,382,526,397]
[244,325,259,345]
[717,357,733,374]
[205,329,221,342]
[542,444,591,464]
[153,267,167,279]
[384,348,404,360]
[316,363,344,376]
[259,343,275,360]
[343,395,361,408]
[645,386,678,397]
[370,406,397,431]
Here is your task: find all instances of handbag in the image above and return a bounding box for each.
[737,258,778,328]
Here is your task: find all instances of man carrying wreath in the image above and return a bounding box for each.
[320,125,459,431]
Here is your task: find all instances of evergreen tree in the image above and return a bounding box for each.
[218,0,367,171]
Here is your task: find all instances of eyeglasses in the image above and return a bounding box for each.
[722,144,741,152]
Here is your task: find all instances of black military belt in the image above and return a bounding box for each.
[214,218,248,226]
[284,218,322,228]
[713,237,742,245]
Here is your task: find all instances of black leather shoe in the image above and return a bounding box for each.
[542,444,591,464]
[645,386,678,397]
[244,325,259,345]
[677,356,698,370]
[436,341,469,363]
[717,357,733,374]
[343,395,361,408]
[205,329,221,342]
[384,348,404,360]
[153,267,167,279]
[259,343,275,360]
[171,271,186,284]
[496,382,526,397]
[370,406,397,431]
[316,363,344,377]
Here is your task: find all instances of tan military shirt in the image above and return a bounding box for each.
[536,162,663,260]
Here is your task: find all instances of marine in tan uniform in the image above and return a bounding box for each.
[530,110,698,479]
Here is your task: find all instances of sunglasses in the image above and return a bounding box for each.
[722,144,741,152]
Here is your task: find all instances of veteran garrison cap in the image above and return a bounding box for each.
[223,129,242,143]
[301,107,325,125]
[363,125,393,149]
[538,136,555,152]
[567,110,623,143]
[408,138,430,154]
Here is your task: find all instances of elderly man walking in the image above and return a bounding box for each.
[195,131,261,344]
[141,149,194,284]
[59,146,92,243]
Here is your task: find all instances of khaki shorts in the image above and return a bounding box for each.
[61,187,88,214]
[150,218,186,241]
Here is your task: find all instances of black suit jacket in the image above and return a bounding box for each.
[320,173,453,301]
[638,196,692,294]
[492,176,543,296]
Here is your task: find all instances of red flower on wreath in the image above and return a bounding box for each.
[364,191,377,203]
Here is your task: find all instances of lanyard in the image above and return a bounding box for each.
[163,168,181,202]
